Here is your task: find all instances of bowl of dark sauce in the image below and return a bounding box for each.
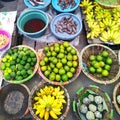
[17,9,49,38]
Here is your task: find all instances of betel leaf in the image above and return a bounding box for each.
[79,89,97,103]
[102,98,108,112]
[86,89,97,95]
[76,100,87,120]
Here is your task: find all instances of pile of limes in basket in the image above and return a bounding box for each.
[88,50,113,77]
[39,42,79,82]
[1,47,37,81]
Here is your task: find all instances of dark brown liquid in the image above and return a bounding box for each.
[24,18,46,33]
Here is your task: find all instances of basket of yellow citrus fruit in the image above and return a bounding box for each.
[80,44,120,84]
[29,81,70,120]
[38,41,81,85]
[0,45,39,84]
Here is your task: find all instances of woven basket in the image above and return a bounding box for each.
[38,41,81,85]
[96,0,120,8]
[73,85,113,120]
[113,82,120,115]
[0,83,30,120]
[80,44,120,84]
[29,81,70,120]
[0,45,39,84]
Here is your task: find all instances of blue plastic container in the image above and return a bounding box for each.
[17,9,49,38]
[24,0,51,11]
[50,13,82,40]
[52,0,80,13]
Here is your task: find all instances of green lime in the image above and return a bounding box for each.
[93,62,100,69]
[56,74,61,81]
[71,48,77,55]
[50,46,54,51]
[52,58,58,64]
[60,44,65,49]
[61,58,67,64]
[21,69,27,75]
[18,54,22,59]
[40,60,45,66]
[27,69,33,75]
[49,73,56,81]
[96,55,103,61]
[44,70,50,77]
[63,41,69,47]
[27,58,32,63]
[102,51,109,57]
[60,49,64,53]
[106,58,112,65]
[22,56,27,61]
[46,51,51,57]
[72,61,78,68]
[10,65,16,70]
[67,72,73,78]
[41,66,47,72]
[61,74,68,81]
[89,66,96,73]
[59,68,65,75]
[53,68,59,73]
[47,66,52,72]
[67,61,73,67]
[91,60,97,66]
[67,54,73,61]
[43,57,49,63]
[18,64,24,70]
[64,66,70,72]
[10,60,16,65]
[50,63,55,69]
[52,51,57,57]
[54,43,59,47]
[54,47,60,52]
[5,63,10,67]
[89,55,96,61]
[56,62,63,68]
[57,53,64,59]
[17,71,21,76]
[44,46,49,52]
[99,61,105,67]
[102,70,109,77]
[10,72,16,78]
[104,64,111,71]
[16,76,23,80]
[20,60,26,65]
[30,52,35,58]
[73,55,78,61]
[2,57,7,63]
[66,46,72,52]
[12,55,17,60]
[96,67,103,74]
[1,64,6,70]
[4,74,11,80]
[32,58,37,63]
[70,67,76,73]
[24,63,30,70]
[7,49,13,55]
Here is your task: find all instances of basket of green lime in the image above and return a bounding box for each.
[38,41,81,85]
[80,44,120,84]
[0,45,39,84]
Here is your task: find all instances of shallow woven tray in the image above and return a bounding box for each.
[73,85,113,120]
[96,0,120,8]
[0,45,39,84]
[29,81,70,120]
[80,44,120,84]
[113,82,120,115]
[38,41,81,85]
[0,83,30,120]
